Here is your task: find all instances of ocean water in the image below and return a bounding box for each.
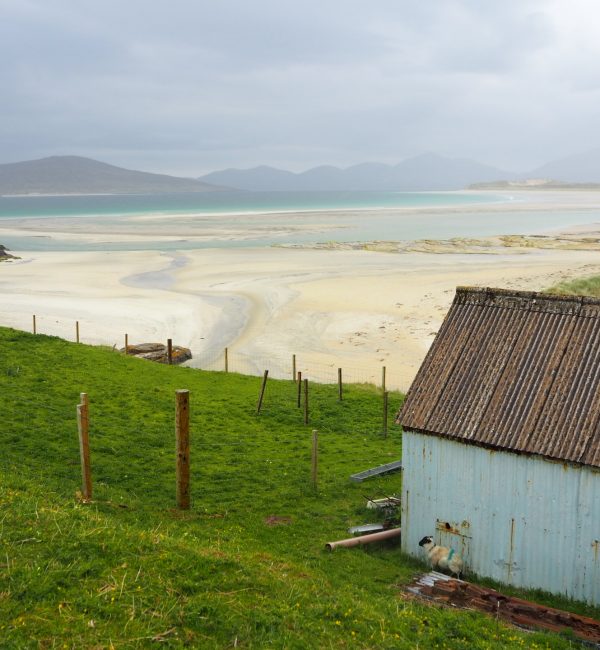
[0,190,501,218]
[0,190,597,252]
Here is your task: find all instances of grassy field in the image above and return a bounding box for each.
[0,327,597,649]
[547,273,600,298]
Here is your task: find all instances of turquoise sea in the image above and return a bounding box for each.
[0,190,597,251]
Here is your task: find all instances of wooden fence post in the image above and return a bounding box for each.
[176,390,190,510]
[77,392,92,501]
[304,378,309,425]
[383,390,389,438]
[297,371,302,408]
[382,366,386,394]
[167,338,173,365]
[76,320,80,344]
[311,429,318,490]
[338,367,343,401]
[225,347,229,373]
[257,370,269,414]
[125,333,129,354]
[292,354,296,381]
[33,315,36,335]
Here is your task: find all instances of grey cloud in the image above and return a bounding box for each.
[1,0,599,173]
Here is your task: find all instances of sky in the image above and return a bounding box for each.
[1,0,600,176]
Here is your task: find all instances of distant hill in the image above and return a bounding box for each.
[199,153,517,191]
[0,156,224,195]
[528,148,600,183]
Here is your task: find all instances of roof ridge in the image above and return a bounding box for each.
[455,286,600,310]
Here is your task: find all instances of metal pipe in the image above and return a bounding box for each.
[325,527,400,551]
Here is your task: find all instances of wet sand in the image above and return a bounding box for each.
[1,242,599,390]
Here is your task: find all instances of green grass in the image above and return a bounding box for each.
[547,274,600,298]
[0,327,596,648]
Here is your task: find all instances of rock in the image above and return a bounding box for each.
[0,245,19,261]
[120,342,192,364]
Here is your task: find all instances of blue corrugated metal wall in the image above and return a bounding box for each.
[402,432,600,605]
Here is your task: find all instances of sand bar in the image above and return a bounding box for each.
[2,189,600,248]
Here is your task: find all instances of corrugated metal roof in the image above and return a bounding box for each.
[399,287,600,468]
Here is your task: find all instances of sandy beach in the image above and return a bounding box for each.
[2,237,599,391]
[2,189,600,390]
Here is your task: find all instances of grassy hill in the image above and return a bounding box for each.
[0,327,595,648]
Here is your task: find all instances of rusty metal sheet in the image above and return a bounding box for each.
[434,306,530,439]
[406,571,600,643]
[398,287,600,469]
[529,316,600,466]
[477,311,577,449]
[399,299,475,430]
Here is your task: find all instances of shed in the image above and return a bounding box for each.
[398,286,600,605]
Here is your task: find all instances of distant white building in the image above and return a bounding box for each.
[398,287,600,605]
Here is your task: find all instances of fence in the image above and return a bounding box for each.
[22,313,407,390]
[1,326,404,514]
[192,347,398,389]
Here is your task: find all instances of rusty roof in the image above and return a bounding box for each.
[399,287,600,469]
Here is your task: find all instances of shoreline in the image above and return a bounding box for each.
[0,189,600,254]
[2,243,599,391]
[2,188,600,227]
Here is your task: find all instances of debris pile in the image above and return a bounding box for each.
[121,342,192,365]
[407,572,600,644]
[365,495,401,517]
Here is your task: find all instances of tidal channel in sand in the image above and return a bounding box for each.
[1,190,599,390]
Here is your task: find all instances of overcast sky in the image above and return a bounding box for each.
[1,0,600,176]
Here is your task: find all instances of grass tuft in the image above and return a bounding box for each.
[547,274,600,298]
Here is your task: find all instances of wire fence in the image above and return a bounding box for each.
[0,330,404,514]
[193,347,395,388]
[20,312,406,390]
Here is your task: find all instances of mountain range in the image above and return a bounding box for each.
[199,149,600,191]
[2,149,600,195]
[199,153,518,191]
